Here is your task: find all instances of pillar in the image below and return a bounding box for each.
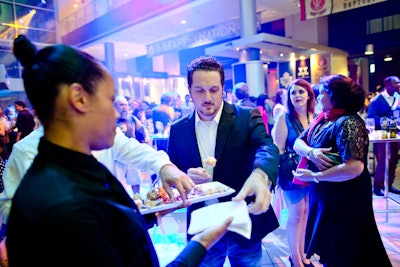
[232,0,265,97]
[104,42,115,75]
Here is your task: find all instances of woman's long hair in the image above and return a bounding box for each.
[286,79,316,120]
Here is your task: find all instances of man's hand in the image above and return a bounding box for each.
[159,164,195,202]
[187,167,212,184]
[191,217,233,249]
[231,169,271,215]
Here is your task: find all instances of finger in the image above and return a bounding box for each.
[190,167,209,176]
[191,177,211,184]
[248,193,269,215]
[181,177,195,192]
[231,187,250,202]
[174,185,188,203]
[162,182,176,202]
[221,216,234,229]
[292,170,304,176]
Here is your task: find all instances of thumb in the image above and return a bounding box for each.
[231,187,250,202]
[321,147,332,152]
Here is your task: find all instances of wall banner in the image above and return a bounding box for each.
[278,62,294,89]
[300,0,387,21]
[296,58,311,83]
[311,53,331,85]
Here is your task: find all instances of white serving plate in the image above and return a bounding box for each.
[140,181,235,215]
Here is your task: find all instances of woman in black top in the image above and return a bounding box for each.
[293,74,391,267]
[7,35,232,267]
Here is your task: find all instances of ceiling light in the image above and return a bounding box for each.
[180,20,187,24]
[384,55,392,62]
[365,44,374,55]
[279,53,284,57]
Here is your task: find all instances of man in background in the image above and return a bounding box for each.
[232,82,256,108]
[14,100,34,143]
[367,76,400,196]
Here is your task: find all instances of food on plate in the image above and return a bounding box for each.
[138,182,229,210]
[203,156,217,167]
[133,193,143,209]
[134,198,143,209]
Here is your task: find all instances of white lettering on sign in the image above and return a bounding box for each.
[147,20,240,56]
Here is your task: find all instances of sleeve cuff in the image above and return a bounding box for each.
[168,241,207,266]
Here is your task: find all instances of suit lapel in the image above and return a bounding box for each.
[215,102,235,162]
[183,112,202,166]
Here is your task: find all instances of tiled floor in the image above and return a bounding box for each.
[149,188,400,267]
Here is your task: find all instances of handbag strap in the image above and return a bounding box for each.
[283,114,304,154]
[286,114,304,136]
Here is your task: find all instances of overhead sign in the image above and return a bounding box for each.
[300,0,387,21]
[146,19,241,57]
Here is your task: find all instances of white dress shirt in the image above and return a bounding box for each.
[195,101,223,180]
[0,126,172,223]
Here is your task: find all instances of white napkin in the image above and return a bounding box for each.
[188,200,252,239]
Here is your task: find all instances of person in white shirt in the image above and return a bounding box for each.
[0,126,191,223]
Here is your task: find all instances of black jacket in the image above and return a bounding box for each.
[7,139,206,267]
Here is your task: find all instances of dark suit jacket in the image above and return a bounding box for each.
[367,94,400,129]
[168,101,280,247]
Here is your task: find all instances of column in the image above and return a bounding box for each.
[232,0,265,98]
[104,42,115,75]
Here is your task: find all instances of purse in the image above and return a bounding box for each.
[278,147,301,190]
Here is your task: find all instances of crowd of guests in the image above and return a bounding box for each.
[0,34,395,267]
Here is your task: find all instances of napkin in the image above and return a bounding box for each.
[188,200,252,239]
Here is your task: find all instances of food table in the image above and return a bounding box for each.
[369,131,400,222]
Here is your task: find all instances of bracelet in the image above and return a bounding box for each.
[253,168,271,185]
[306,148,314,160]
[312,172,322,183]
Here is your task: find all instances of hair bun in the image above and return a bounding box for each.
[13,35,37,68]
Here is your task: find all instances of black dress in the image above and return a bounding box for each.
[299,114,392,267]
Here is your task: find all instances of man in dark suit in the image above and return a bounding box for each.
[168,56,279,267]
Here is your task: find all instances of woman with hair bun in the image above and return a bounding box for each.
[6,35,232,267]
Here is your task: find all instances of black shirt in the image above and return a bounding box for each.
[7,139,206,267]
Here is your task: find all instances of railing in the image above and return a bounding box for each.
[60,0,130,36]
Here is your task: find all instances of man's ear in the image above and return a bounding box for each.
[67,83,89,113]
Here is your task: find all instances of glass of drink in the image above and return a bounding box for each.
[365,118,375,134]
